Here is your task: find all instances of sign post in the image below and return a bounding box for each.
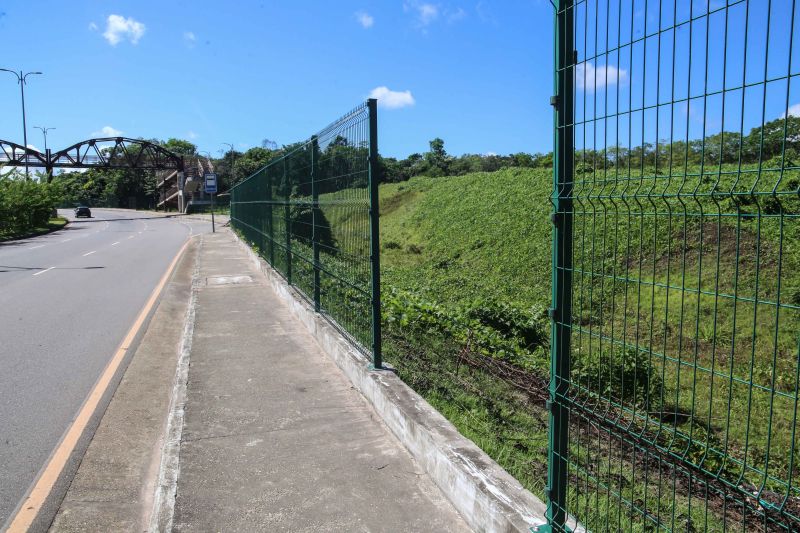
[204,173,218,233]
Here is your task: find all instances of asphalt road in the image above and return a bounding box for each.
[0,209,211,526]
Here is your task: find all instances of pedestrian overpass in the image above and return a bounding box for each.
[0,137,213,212]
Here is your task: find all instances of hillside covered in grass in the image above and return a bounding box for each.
[379,167,553,310]
[371,165,800,530]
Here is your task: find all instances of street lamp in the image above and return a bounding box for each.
[34,126,55,182]
[221,142,236,183]
[0,69,42,178]
[33,126,55,153]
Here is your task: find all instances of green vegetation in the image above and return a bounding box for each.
[378,168,553,307]
[1,216,68,241]
[54,168,161,209]
[0,173,64,240]
[379,137,551,183]
[372,162,799,530]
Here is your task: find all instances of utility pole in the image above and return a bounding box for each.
[0,68,42,179]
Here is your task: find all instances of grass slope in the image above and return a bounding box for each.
[375,167,800,530]
[379,168,553,309]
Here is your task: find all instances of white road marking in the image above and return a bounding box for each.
[33,267,55,276]
[29,245,45,250]
[83,251,96,257]
[61,239,72,243]
[128,235,135,239]
[112,241,120,246]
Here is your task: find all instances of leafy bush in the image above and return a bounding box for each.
[0,175,63,238]
[465,300,548,351]
[572,346,664,410]
[382,288,549,373]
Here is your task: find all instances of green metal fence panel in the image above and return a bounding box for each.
[230,100,381,365]
[549,0,800,531]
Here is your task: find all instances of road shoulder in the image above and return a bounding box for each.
[47,237,199,532]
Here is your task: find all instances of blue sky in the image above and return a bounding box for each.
[0,1,553,159]
[569,0,800,155]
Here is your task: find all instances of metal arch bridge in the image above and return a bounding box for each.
[0,137,185,180]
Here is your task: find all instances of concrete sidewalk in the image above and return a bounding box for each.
[171,232,468,531]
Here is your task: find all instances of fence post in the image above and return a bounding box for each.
[311,135,321,312]
[267,168,275,266]
[367,98,382,370]
[546,1,574,530]
[229,187,233,223]
[284,157,292,285]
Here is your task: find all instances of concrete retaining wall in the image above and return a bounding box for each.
[231,231,548,533]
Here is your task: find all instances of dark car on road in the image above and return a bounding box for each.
[74,206,92,218]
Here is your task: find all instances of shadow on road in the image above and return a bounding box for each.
[68,215,177,224]
[0,265,106,273]
[0,224,91,247]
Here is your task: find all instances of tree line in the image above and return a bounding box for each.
[7,112,798,217]
[573,115,800,172]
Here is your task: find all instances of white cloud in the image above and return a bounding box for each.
[368,86,416,109]
[88,22,98,31]
[782,103,800,118]
[187,131,198,140]
[404,2,439,27]
[418,3,438,24]
[91,126,123,137]
[355,11,374,28]
[102,15,145,46]
[575,62,628,92]
[184,31,196,46]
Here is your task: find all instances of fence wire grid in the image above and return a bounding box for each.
[230,100,381,364]
[549,0,800,531]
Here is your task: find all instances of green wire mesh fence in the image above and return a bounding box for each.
[548,0,800,531]
[230,100,381,366]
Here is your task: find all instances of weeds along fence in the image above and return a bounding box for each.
[548,0,800,531]
[230,100,381,365]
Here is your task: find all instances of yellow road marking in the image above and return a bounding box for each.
[5,239,191,533]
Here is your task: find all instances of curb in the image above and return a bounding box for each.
[230,229,548,533]
[0,219,69,243]
[148,237,201,532]
[0,240,195,533]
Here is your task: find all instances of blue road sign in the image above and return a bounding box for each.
[204,173,217,194]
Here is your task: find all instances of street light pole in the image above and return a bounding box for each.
[34,126,55,153]
[0,69,42,179]
[34,126,55,182]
